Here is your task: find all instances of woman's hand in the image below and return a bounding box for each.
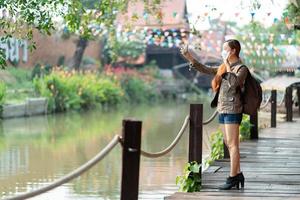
[180,45,195,63]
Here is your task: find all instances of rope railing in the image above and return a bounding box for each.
[277,95,285,106]
[140,115,190,158]
[260,95,271,109]
[203,110,218,125]
[260,92,294,108]
[140,109,219,158]
[4,135,122,200]
[292,94,297,102]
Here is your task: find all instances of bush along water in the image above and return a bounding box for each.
[104,64,161,104]
[33,68,124,112]
[176,161,202,192]
[34,65,162,113]
[205,114,252,166]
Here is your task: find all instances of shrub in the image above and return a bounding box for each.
[239,114,252,141]
[205,115,253,166]
[33,69,123,112]
[176,161,202,192]
[120,75,158,104]
[31,63,53,80]
[206,129,224,166]
[104,65,161,104]
[57,56,65,66]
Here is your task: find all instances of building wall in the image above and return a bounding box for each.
[2,29,101,68]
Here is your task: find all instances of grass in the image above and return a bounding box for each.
[1,67,35,103]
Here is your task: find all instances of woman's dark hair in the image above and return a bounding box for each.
[225,39,241,58]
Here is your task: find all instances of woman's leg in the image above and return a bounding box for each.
[224,123,240,177]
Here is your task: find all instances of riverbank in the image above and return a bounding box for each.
[0,66,206,119]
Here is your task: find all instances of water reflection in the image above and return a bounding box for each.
[0,101,218,199]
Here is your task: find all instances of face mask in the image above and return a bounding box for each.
[221,50,230,60]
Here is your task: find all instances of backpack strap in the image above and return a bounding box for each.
[234,64,248,74]
[234,64,248,92]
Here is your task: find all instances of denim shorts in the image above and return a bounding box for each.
[219,113,243,124]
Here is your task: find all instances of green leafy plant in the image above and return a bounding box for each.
[31,64,53,80]
[33,69,123,112]
[176,161,202,192]
[239,114,252,141]
[205,115,253,166]
[285,1,300,24]
[121,75,159,104]
[206,129,224,166]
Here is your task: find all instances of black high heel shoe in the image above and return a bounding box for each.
[218,172,245,190]
[237,172,245,188]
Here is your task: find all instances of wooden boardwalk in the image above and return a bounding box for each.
[166,116,300,200]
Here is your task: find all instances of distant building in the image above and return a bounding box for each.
[117,0,190,69]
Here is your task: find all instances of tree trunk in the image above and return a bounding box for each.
[71,36,88,70]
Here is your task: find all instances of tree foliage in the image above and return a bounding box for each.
[0,0,64,68]
[285,0,300,24]
[0,0,162,68]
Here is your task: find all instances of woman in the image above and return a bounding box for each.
[180,39,247,190]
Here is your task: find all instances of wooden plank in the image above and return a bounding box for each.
[166,117,300,199]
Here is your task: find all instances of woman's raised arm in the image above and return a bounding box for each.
[180,45,218,75]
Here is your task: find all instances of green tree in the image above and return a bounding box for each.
[284,1,300,38]
[65,0,163,70]
[285,0,300,24]
[0,0,63,68]
[0,0,163,69]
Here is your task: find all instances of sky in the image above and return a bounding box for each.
[186,0,289,30]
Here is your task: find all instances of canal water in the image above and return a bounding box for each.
[0,101,218,200]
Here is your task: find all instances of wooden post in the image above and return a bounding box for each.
[271,90,277,128]
[223,140,230,159]
[121,119,142,200]
[250,111,258,139]
[189,104,203,178]
[285,86,293,122]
